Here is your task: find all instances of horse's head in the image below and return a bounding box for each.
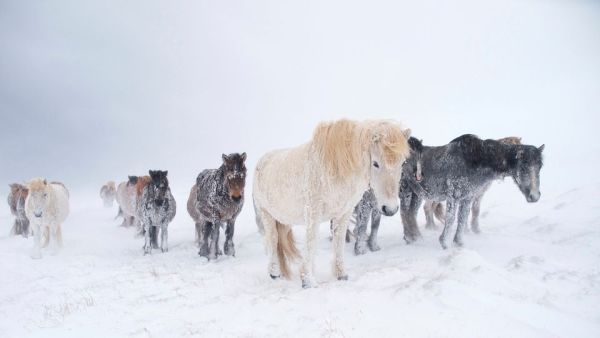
[9,183,28,197]
[148,170,170,206]
[510,144,544,203]
[222,152,247,203]
[27,178,50,218]
[405,137,424,182]
[368,124,411,217]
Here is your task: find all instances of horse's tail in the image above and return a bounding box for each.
[433,202,445,224]
[276,221,300,279]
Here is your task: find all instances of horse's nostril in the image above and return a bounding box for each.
[34,212,42,218]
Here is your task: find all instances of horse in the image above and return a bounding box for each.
[253,119,411,288]
[116,176,140,228]
[342,137,424,255]
[24,178,70,259]
[7,183,30,237]
[136,170,176,254]
[400,134,544,249]
[100,181,116,208]
[422,136,522,232]
[187,153,247,260]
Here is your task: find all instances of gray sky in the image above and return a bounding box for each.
[1,0,599,197]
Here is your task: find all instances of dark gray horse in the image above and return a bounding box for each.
[347,137,424,255]
[187,153,247,260]
[136,170,176,254]
[401,134,544,249]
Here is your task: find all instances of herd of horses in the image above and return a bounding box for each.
[6,119,544,288]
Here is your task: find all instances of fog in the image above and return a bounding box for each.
[1,0,599,197]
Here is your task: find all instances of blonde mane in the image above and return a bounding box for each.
[28,177,48,193]
[311,119,410,179]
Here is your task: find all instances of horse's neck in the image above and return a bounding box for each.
[214,167,228,195]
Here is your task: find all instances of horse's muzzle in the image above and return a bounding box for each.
[154,199,164,207]
[526,192,540,203]
[381,205,398,217]
[231,195,242,203]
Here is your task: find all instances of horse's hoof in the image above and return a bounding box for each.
[354,241,367,256]
[30,252,42,259]
[471,226,481,234]
[453,238,464,247]
[270,274,280,280]
[337,275,349,281]
[161,247,168,253]
[439,237,448,250]
[301,280,313,289]
[224,241,235,256]
[368,241,381,252]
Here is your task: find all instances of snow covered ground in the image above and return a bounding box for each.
[1,180,599,337]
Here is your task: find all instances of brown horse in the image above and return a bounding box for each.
[7,183,30,237]
[423,136,523,233]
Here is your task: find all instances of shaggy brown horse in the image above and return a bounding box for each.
[7,183,30,237]
[100,181,117,208]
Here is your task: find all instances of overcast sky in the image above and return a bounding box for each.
[1,0,599,197]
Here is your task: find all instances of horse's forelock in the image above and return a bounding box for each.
[27,178,47,192]
[375,122,411,166]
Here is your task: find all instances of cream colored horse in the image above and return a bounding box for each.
[253,119,411,288]
[25,178,70,259]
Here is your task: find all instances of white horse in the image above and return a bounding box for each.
[100,181,116,208]
[253,119,411,288]
[25,178,70,259]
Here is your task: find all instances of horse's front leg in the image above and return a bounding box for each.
[49,223,60,255]
[368,210,382,252]
[300,220,318,288]
[143,221,152,255]
[470,194,483,234]
[454,199,471,247]
[332,212,352,281]
[208,221,220,260]
[400,187,423,243]
[198,221,212,258]
[224,218,236,257]
[160,224,169,253]
[30,222,42,259]
[423,200,437,229]
[439,199,457,250]
[354,206,370,255]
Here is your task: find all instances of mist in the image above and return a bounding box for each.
[1,0,599,197]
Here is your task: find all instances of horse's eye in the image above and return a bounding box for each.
[373,161,379,168]
[43,193,47,198]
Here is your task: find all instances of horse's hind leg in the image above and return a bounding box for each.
[470,194,483,234]
[160,224,168,253]
[423,200,437,229]
[354,204,371,255]
[454,200,471,247]
[224,219,236,257]
[257,209,281,279]
[439,200,457,250]
[368,210,382,252]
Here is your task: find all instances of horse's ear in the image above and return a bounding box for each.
[402,128,412,139]
[241,152,247,162]
[163,170,168,177]
[222,153,229,163]
[43,179,47,185]
[538,144,545,152]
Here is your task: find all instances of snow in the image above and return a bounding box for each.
[1,181,599,337]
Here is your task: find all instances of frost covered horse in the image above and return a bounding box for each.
[187,153,247,260]
[136,170,176,254]
[7,183,30,237]
[100,181,116,208]
[422,136,522,232]
[253,119,411,288]
[400,134,544,249]
[25,178,70,259]
[346,137,424,255]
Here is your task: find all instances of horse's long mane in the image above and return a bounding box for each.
[451,134,517,172]
[135,176,152,196]
[311,119,410,179]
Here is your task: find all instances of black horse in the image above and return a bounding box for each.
[400,134,544,249]
[187,153,247,260]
